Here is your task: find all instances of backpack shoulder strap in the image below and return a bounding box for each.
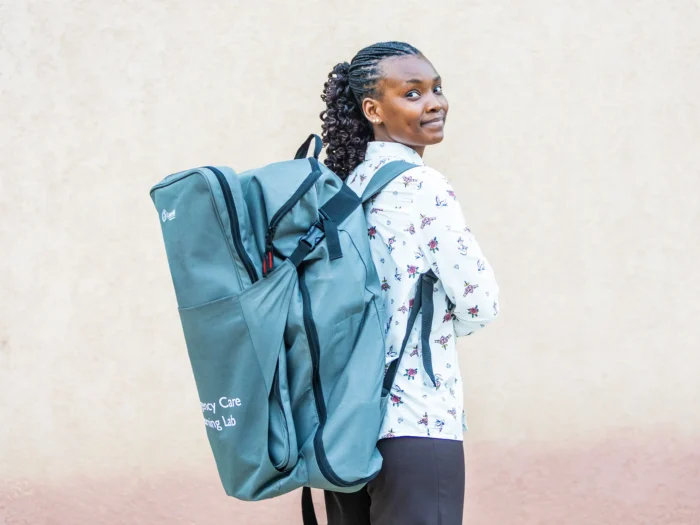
[322,160,419,224]
[361,161,418,203]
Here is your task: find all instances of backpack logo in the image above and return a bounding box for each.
[161,209,177,222]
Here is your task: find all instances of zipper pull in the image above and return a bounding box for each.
[263,229,275,277]
[263,246,273,276]
[264,246,273,275]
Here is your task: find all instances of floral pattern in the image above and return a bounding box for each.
[463,282,479,297]
[428,237,439,253]
[346,141,500,441]
[391,394,404,407]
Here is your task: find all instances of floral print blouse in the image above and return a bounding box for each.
[346,141,501,441]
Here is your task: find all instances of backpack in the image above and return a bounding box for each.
[149,134,440,523]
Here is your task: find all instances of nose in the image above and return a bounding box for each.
[425,92,444,114]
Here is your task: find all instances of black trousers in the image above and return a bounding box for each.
[324,437,465,525]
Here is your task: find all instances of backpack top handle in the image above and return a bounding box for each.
[294,134,323,160]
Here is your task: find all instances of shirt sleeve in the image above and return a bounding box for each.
[412,167,500,337]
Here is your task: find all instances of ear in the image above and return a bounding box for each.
[362,97,383,125]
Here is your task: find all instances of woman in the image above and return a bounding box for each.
[319,42,501,525]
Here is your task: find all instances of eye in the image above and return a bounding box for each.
[406,90,421,99]
[434,85,443,94]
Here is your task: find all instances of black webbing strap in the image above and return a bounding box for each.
[323,217,342,261]
[322,183,363,225]
[287,182,359,267]
[288,161,418,269]
[383,270,439,391]
[320,182,360,261]
[301,486,318,525]
[294,134,323,160]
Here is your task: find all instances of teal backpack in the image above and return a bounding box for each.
[149,135,439,523]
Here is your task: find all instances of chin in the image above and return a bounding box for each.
[425,131,445,145]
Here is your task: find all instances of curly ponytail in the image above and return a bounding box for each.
[320,41,421,179]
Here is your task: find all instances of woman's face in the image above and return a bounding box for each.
[362,54,449,156]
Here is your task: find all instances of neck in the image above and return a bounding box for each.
[372,131,425,158]
[411,145,425,158]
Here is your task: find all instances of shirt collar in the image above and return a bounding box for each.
[364,141,425,166]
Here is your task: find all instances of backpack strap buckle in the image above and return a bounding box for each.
[299,221,325,249]
[288,222,325,270]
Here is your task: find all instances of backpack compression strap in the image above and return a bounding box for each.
[384,269,439,390]
[287,161,418,268]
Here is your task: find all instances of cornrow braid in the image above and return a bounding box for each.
[320,41,421,179]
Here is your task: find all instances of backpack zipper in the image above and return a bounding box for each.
[299,274,379,488]
[271,362,291,471]
[263,158,323,276]
[206,166,259,284]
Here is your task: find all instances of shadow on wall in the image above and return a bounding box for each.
[1,431,699,524]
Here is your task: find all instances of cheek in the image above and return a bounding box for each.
[382,102,425,139]
[400,107,425,130]
[385,102,422,128]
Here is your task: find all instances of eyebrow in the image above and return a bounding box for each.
[405,75,442,85]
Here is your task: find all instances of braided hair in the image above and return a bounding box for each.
[320,41,421,179]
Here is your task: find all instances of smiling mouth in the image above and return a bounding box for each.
[421,117,445,126]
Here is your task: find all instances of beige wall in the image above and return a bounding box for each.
[2,0,699,523]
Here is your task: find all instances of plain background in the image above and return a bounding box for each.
[1,1,699,523]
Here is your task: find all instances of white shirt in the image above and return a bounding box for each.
[346,141,501,441]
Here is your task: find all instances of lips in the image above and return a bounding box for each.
[421,115,446,126]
